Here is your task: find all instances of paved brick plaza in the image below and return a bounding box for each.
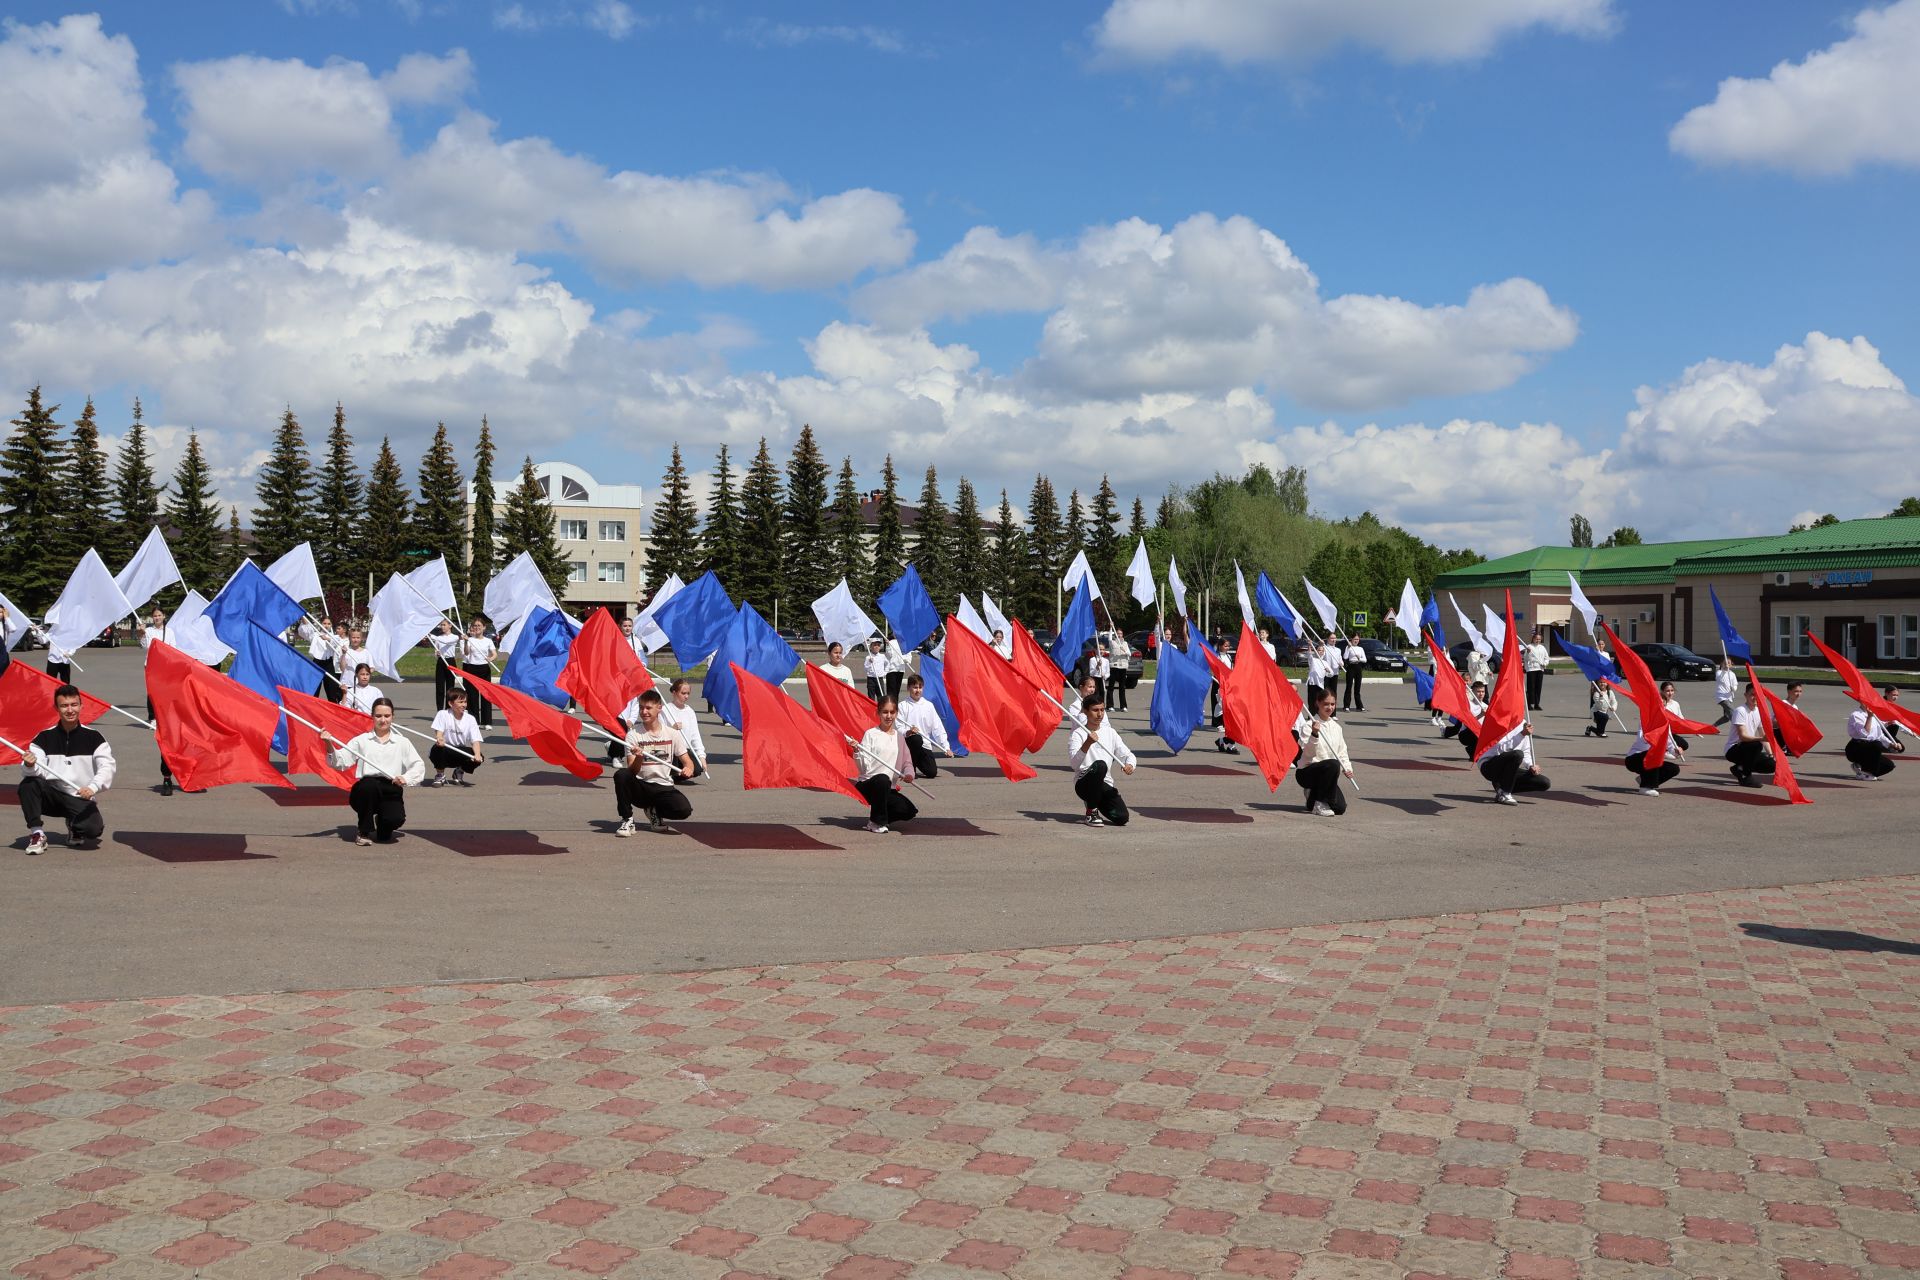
[5,874,1918,1280]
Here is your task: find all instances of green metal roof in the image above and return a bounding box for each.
[1432,539,1748,590]
[1671,517,1920,575]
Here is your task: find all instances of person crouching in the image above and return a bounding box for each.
[614,690,695,835]
[326,697,424,845]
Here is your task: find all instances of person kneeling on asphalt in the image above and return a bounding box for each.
[429,688,485,786]
[1294,687,1353,817]
[1480,718,1550,806]
[1844,685,1903,781]
[1070,695,1136,826]
[614,690,695,836]
[326,697,425,845]
[17,682,116,856]
[1623,725,1682,797]
[1723,684,1776,788]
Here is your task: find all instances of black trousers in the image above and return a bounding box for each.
[1526,670,1545,709]
[349,777,407,838]
[885,672,904,701]
[1726,740,1775,778]
[1623,751,1681,791]
[1107,671,1128,711]
[856,775,917,827]
[461,664,493,726]
[147,698,172,783]
[1072,760,1130,825]
[866,677,885,701]
[1342,664,1366,710]
[614,769,693,821]
[428,745,480,774]
[18,778,104,840]
[324,662,345,702]
[46,661,72,684]
[906,735,939,779]
[435,662,456,711]
[1590,710,1612,735]
[1458,729,1479,759]
[1845,738,1895,777]
[1295,759,1347,814]
[1480,751,1550,794]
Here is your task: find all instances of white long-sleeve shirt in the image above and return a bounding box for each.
[819,661,857,687]
[661,702,706,764]
[857,726,912,783]
[328,731,425,784]
[428,630,461,665]
[1847,707,1896,747]
[896,695,949,754]
[1068,721,1135,777]
[1522,643,1549,674]
[343,683,385,715]
[863,652,888,683]
[1714,667,1739,703]
[1491,722,1534,767]
[1299,716,1352,771]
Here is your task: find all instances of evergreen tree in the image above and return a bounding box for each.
[0,387,68,608]
[868,455,905,599]
[646,443,701,593]
[467,416,497,615]
[735,437,785,613]
[1089,475,1121,571]
[224,505,248,577]
[498,456,570,603]
[782,426,832,610]
[1155,493,1178,529]
[951,477,986,601]
[909,465,952,605]
[412,421,469,601]
[1065,488,1086,558]
[1022,475,1065,623]
[60,398,112,564]
[313,402,363,595]
[109,398,163,566]
[701,444,742,587]
[990,490,1022,605]
[163,432,224,591]
[1128,496,1148,540]
[251,407,313,563]
[361,437,413,588]
[828,458,868,593]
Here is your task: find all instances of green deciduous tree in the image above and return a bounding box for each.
[498,456,570,603]
[313,403,363,598]
[466,416,496,615]
[252,408,313,563]
[1788,513,1840,534]
[412,421,468,600]
[0,387,68,608]
[361,437,413,589]
[61,398,112,564]
[868,455,905,599]
[647,443,701,593]
[1889,497,1920,519]
[1600,526,1643,548]
[782,426,831,609]
[109,398,163,568]
[163,432,224,592]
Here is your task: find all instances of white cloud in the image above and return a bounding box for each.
[730,19,907,54]
[585,1,641,39]
[1093,0,1616,67]
[493,2,651,38]
[1670,0,1920,176]
[0,14,210,276]
[174,55,401,181]
[382,49,475,104]
[858,214,1578,412]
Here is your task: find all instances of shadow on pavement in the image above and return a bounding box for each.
[259,786,348,806]
[1135,807,1254,824]
[410,829,571,857]
[679,823,844,851]
[1364,796,1452,816]
[1157,763,1251,776]
[1355,758,1466,772]
[1666,786,1793,807]
[518,771,603,787]
[1740,923,1920,956]
[117,832,273,863]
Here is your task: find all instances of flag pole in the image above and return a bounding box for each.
[561,709,681,774]
[843,734,937,801]
[399,573,499,674]
[0,730,82,790]
[391,721,479,763]
[289,706,397,779]
[26,623,85,673]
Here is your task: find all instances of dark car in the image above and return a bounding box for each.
[1354,638,1408,671]
[1631,642,1715,680]
[1447,640,1502,674]
[1124,629,1159,659]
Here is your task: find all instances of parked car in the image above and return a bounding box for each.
[1353,638,1408,671]
[1630,642,1715,680]
[1447,641,1502,674]
[1124,629,1158,659]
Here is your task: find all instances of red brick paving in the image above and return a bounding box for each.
[2,874,1918,1278]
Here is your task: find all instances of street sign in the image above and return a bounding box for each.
[1351,611,1368,628]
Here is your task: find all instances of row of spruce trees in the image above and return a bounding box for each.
[0,388,568,617]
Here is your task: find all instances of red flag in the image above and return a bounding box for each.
[145,641,293,790]
[1758,685,1823,758]
[458,667,603,781]
[1605,622,1676,767]
[805,663,877,742]
[1423,632,1482,737]
[735,663,864,803]
[1474,590,1528,762]
[0,662,113,764]
[1007,622,1066,751]
[941,617,1040,782]
[1810,634,1920,736]
[1221,622,1303,791]
[1746,663,1810,805]
[558,607,657,737]
[278,685,370,790]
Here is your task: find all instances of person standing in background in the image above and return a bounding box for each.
[1341,632,1367,712]
[1712,656,1739,727]
[1523,630,1550,711]
[460,617,496,728]
[428,619,461,711]
[1107,632,1131,711]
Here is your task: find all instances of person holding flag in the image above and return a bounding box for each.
[1481,718,1550,805]
[614,690,696,835]
[819,642,858,687]
[1584,680,1618,738]
[897,673,952,778]
[1069,694,1136,826]
[1724,684,1777,787]
[1341,631,1367,712]
[1845,685,1904,780]
[1295,687,1354,817]
[12,680,116,855]
[343,663,385,715]
[1457,680,1489,758]
[429,619,462,710]
[460,618,497,727]
[856,696,918,834]
[140,606,177,795]
[1623,724,1682,797]
[324,697,424,845]
[1107,632,1132,711]
[660,678,708,780]
[1712,656,1740,727]
[428,688,485,786]
[1522,630,1550,711]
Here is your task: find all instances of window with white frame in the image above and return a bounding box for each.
[598,520,626,542]
[567,561,588,583]
[597,561,626,584]
[1880,615,1898,661]
[557,518,589,540]
[1904,614,1919,662]
[1775,614,1796,657]
[1795,614,1812,658]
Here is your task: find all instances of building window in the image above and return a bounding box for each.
[567,561,587,583]
[1775,615,1795,658]
[1905,614,1920,662]
[1881,615,1898,661]
[598,520,626,542]
[1795,615,1812,658]
[597,561,626,584]
[557,519,588,541]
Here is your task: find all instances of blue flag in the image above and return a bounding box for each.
[1050,579,1097,674]
[1553,630,1624,685]
[878,564,941,652]
[705,602,801,729]
[1411,665,1436,706]
[206,561,305,652]
[1709,586,1751,662]
[918,654,968,758]
[653,571,734,671]
[1421,593,1445,649]
[228,619,324,753]
[502,606,581,708]
[1255,572,1299,642]
[1150,635,1213,754]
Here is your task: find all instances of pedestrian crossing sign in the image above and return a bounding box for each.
[1351,611,1368,627]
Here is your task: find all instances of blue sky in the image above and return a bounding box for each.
[2,0,1917,552]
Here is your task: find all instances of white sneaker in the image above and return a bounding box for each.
[1495,791,1518,806]
[1639,788,1660,797]
[452,770,464,785]
[1084,811,1106,826]
[25,831,47,856]
[1311,803,1333,817]
[864,821,889,834]
[354,833,373,846]
[430,772,447,787]
[615,818,636,837]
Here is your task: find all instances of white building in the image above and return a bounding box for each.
[481,461,648,615]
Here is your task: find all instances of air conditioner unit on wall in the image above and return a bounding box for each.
[1773,572,1790,586]
[1639,611,1653,622]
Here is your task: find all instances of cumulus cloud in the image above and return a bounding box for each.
[1670,0,1920,176]
[1093,0,1616,66]
[857,214,1578,412]
[0,14,210,276]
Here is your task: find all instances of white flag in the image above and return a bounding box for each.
[169,589,233,666]
[366,572,446,679]
[405,556,457,613]
[266,542,324,604]
[483,551,559,629]
[634,573,683,654]
[1234,561,1255,630]
[113,527,182,609]
[980,591,1012,640]
[0,588,32,651]
[1567,573,1597,636]
[46,550,135,656]
[1060,549,1103,600]
[955,596,991,641]
[1396,579,1423,648]
[1482,602,1507,653]
[812,577,879,653]
[1302,576,1340,632]
[1167,556,1187,619]
[1451,593,1491,655]
[1125,538,1154,610]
